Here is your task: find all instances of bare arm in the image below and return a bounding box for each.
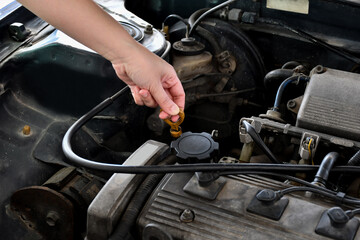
[17,0,184,119]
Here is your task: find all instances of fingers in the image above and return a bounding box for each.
[151,82,180,116]
[130,86,158,108]
[139,89,157,108]
[130,86,143,105]
[167,79,185,111]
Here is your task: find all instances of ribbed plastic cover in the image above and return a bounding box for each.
[297,68,360,141]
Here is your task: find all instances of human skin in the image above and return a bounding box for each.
[17,0,185,121]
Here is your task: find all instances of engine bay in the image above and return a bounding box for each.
[2,0,360,239]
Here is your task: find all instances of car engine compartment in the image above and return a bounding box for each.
[2,0,360,239]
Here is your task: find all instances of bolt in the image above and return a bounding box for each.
[211,130,219,138]
[144,24,153,34]
[287,100,296,109]
[9,22,30,41]
[22,125,31,135]
[179,209,195,223]
[315,65,325,73]
[46,211,60,227]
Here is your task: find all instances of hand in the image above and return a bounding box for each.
[112,42,185,121]
[17,0,185,121]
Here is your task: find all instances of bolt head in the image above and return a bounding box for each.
[180,209,195,223]
[287,100,296,109]
[46,211,60,227]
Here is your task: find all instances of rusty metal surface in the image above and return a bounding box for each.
[10,186,74,240]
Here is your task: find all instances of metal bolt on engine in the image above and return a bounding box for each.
[180,209,195,223]
[144,24,153,34]
[45,211,60,227]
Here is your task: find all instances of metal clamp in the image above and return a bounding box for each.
[161,109,185,138]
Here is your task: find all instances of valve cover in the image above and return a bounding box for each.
[297,68,360,141]
[137,172,360,240]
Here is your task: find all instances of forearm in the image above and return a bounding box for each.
[17,0,137,62]
[18,0,185,117]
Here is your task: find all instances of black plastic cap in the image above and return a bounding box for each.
[256,189,277,202]
[170,132,219,161]
[327,207,349,225]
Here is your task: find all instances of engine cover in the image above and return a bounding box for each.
[137,172,360,239]
[297,68,360,141]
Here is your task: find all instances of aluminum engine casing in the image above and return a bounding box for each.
[137,172,360,239]
[296,68,360,141]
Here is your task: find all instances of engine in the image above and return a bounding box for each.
[2,0,360,240]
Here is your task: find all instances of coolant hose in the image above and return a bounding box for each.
[273,75,310,111]
[313,152,339,186]
[264,68,293,90]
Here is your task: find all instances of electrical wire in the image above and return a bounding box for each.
[308,138,313,165]
[242,121,281,164]
[218,171,337,194]
[189,0,237,36]
[347,208,360,218]
[276,186,360,206]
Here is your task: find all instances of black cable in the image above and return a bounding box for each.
[189,0,237,36]
[242,121,281,164]
[273,75,310,111]
[347,208,360,218]
[218,171,337,194]
[163,14,190,38]
[257,18,360,65]
[277,186,360,206]
[61,89,360,174]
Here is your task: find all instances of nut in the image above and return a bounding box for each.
[179,209,195,223]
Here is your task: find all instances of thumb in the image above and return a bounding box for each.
[150,83,179,116]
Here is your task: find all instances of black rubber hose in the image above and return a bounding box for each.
[189,0,236,36]
[242,121,281,164]
[313,152,339,186]
[281,61,301,69]
[264,68,293,90]
[273,75,310,111]
[109,155,178,240]
[347,150,360,166]
[196,26,222,55]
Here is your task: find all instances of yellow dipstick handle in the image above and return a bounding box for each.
[161,109,185,138]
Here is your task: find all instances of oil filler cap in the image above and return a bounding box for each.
[170,132,219,162]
